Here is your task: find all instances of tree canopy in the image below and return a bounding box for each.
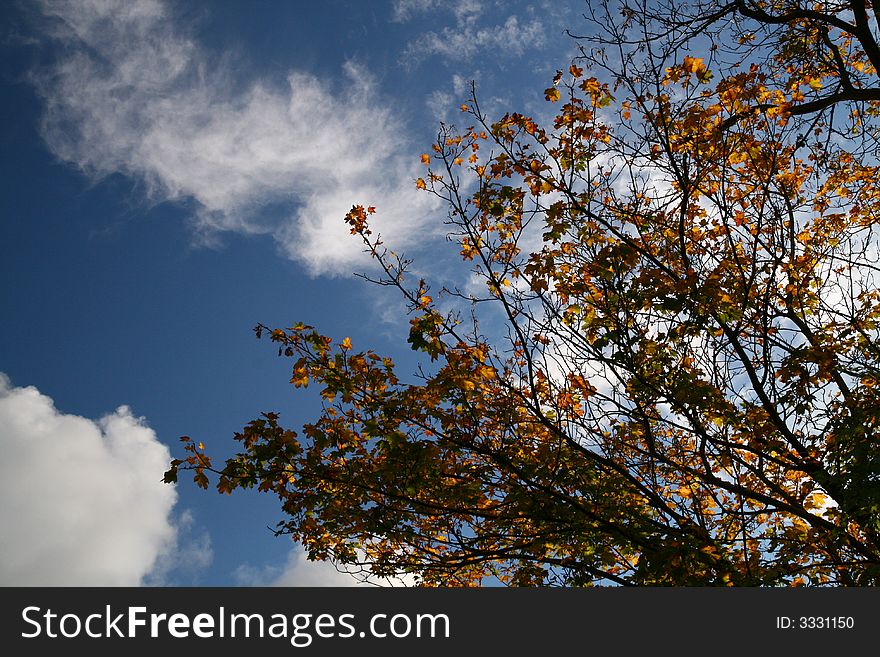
[166,1,880,585]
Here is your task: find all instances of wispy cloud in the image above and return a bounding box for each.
[0,373,180,585]
[392,0,483,24]
[392,0,444,22]
[403,14,545,64]
[394,1,545,66]
[30,0,437,275]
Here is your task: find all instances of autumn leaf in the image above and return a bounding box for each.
[172,1,880,588]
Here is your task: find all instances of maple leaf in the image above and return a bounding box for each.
[172,0,880,588]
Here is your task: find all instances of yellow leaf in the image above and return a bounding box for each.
[478,365,496,380]
[682,56,705,74]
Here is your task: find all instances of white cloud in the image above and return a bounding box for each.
[392,0,444,22]
[425,89,455,121]
[0,373,180,585]
[402,13,544,64]
[235,546,365,587]
[392,1,544,65]
[392,0,483,24]
[31,0,438,276]
[427,72,480,119]
[235,544,418,587]
[451,73,470,96]
[144,509,213,585]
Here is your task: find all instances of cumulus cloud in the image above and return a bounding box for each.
[235,544,418,587]
[144,509,214,585]
[0,373,180,585]
[235,546,365,587]
[30,0,437,275]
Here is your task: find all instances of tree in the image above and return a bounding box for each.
[166,1,880,585]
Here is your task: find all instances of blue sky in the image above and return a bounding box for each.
[0,0,581,586]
